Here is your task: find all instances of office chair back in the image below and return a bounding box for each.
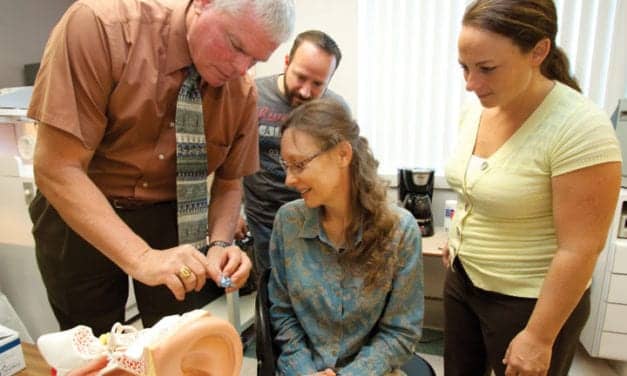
[256,268,278,376]
[401,352,437,376]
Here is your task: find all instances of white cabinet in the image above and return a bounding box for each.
[581,188,627,361]
[0,169,58,341]
[0,156,139,339]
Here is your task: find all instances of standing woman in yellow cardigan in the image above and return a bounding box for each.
[442,1,622,375]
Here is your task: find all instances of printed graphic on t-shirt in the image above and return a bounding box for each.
[258,105,290,176]
[258,106,289,124]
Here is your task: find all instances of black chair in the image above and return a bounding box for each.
[400,353,437,376]
[256,268,279,376]
[255,268,436,376]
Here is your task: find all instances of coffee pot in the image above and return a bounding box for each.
[398,168,435,237]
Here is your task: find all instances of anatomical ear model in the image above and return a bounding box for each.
[37,310,243,376]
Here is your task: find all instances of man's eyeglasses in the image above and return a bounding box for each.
[279,150,326,175]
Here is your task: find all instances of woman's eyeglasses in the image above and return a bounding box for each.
[279,150,326,175]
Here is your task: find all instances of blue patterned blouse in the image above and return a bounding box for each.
[268,200,424,375]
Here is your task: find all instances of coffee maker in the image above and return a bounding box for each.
[398,168,435,237]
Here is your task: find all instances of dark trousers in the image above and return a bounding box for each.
[29,192,221,336]
[443,258,590,376]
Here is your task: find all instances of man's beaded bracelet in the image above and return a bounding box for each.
[208,240,231,249]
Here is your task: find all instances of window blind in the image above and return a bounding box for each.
[357,0,627,176]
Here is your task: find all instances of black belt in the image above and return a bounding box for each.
[109,197,174,210]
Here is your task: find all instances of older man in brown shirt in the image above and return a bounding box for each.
[27,0,294,333]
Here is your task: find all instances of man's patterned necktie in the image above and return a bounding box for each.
[175,66,208,250]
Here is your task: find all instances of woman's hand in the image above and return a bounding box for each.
[309,369,336,376]
[503,329,552,376]
[441,241,451,268]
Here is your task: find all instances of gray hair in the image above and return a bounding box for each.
[213,0,295,44]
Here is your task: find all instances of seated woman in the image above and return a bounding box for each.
[268,98,424,376]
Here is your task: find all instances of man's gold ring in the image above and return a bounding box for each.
[179,265,193,280]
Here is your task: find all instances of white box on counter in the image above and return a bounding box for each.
[0,324,25,376]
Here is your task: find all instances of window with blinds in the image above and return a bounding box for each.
[357,0,627,177]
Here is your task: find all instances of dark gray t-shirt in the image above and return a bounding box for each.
[243,74,347,228]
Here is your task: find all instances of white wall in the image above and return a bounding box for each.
[0,0,360,107]
[0,0,74,88]
[254,0,358,114]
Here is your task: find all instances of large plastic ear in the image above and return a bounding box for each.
[531,38,551,66]
[145,311,243,376]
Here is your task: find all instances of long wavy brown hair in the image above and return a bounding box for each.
[281,98,399,289]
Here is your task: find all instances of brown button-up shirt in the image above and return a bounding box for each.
[28,0,259,201]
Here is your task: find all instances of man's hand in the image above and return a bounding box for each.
[129,244,212,301]
[503,329,552,376]
[206,244,252,293]
[67,356,109,376]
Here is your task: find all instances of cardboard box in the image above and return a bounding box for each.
[0,325,25,376]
